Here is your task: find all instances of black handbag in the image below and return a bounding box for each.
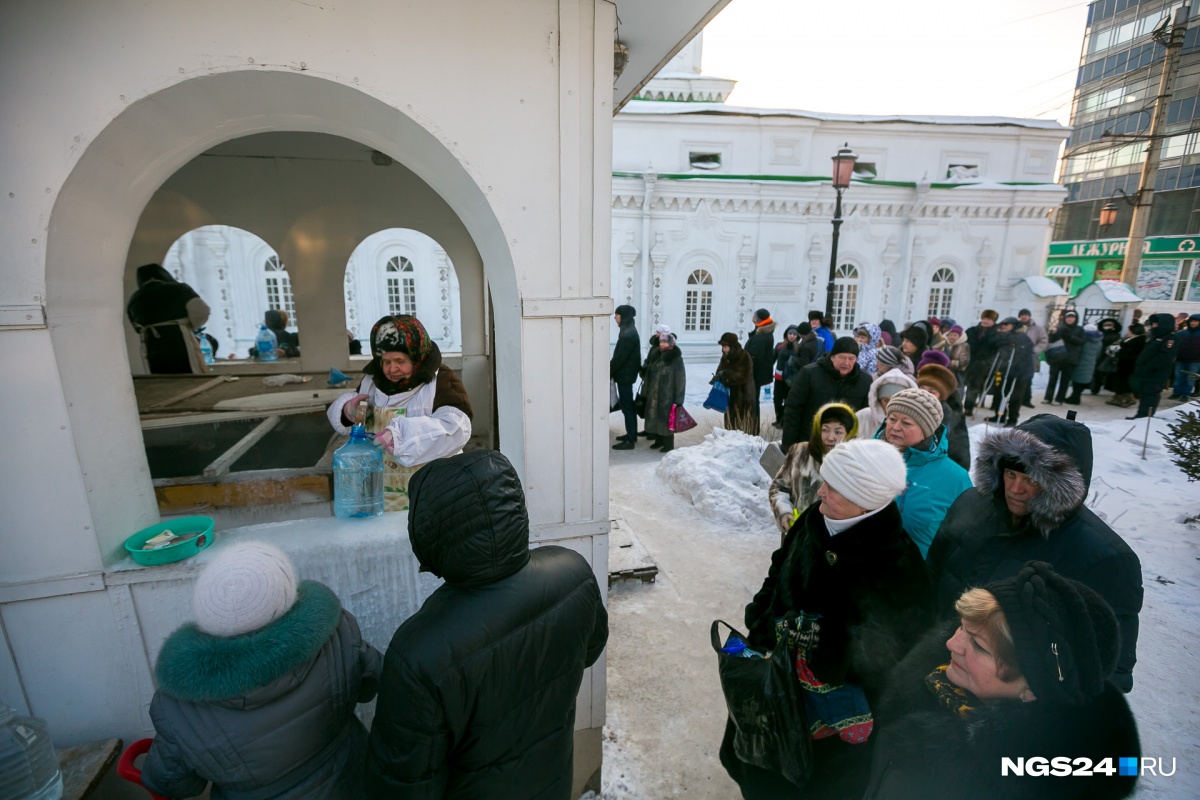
[712,619,813,788]
[634,386,646,418]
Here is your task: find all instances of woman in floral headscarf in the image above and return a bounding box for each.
[327,315,473,512]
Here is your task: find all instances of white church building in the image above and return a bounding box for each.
[612,39,1070,356]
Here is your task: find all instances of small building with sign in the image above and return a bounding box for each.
[1044,235,1200,317]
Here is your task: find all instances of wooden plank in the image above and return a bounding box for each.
[142,375,236,411]
[213,388,346,411]
[58,738,122,800]
[140,407,324,430]
[202,415,282,477]
[154,474,332,512]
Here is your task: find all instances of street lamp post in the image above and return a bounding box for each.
[825,144,858,328]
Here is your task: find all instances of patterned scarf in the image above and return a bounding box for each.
[925,664,979,719]
[778,614,874,744]
[365,315,436,394]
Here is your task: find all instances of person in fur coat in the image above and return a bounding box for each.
[721,439,933,800]
[855,368,918,441]
[927,414,1143,691]
[142,542,382,800]
[640,327,686,453]
[864,562,1140,800]
[716,332,758,435]
[768,402,857,539]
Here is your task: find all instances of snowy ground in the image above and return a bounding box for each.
[597,359,1200,798]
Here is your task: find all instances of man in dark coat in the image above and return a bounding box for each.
[962,310,999,416]
[1044,309,1086,404]
[984,317,1035,428]
[1171,313,1200,399]
[781,337,871,450]
[926,414,1143,692]
[126,263,211,373]
[610,304,641,449]
[1128,312,1179,419]
[744,308,777,432]
[365,451,608,799]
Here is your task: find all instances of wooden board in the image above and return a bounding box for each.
[213,388,347,411]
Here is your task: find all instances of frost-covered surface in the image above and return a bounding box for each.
[606,389,1200,798]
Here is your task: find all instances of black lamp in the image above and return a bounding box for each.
[825,144,858,325]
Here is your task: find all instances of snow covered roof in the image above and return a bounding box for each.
[1086,280,1142,303]
[1018,275,1071,297]
[620,100,1070,131]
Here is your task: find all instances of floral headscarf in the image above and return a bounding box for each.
[365,315,439,394]
[854,322,882,375]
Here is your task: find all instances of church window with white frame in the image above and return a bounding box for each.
[264,255,296,324]
[928,266,955,319]
[386,256,417,316]
[684,269,713,332]
[831,263,859,333]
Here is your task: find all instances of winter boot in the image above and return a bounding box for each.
[613,438,635,450]
[658,434,675,453]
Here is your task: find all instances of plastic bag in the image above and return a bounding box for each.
[703,380,731,412]
[610,380,620,412]
[669,404,698,432]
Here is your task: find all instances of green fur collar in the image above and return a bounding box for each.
[155,580,342,703]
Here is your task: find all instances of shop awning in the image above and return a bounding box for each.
[1045,264,1082,277]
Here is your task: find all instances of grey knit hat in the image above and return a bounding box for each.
[193,542,298,637]
[885,388,944,439]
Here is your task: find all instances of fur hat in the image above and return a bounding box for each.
[916,349,951,371]
[981,309,999,322]
[949,325,964,335]
[820,439,908,512]
[718,332,740,348]
[193,542,298,637]
[615,304,636,319]
[986,561,1119,705]
[875,345,914,376]
[830,336,860,357]
[808,309,825,322]
[917,364,958,402]
[885,388,944,439]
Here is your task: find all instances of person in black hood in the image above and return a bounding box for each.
[1044,310,1086,404]
[126,263,212,373]
[1127,312,1178,419]
[744,309,777,431]
[1090,317,1123,395]
[610,304,642,448]
[927,413,1143,692]
[983,317,1034,427]
[365,450,608,799]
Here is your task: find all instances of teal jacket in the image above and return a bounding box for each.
[875,425,973,558]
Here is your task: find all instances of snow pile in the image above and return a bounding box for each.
[655,427,774,529]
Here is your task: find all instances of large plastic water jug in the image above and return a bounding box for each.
[198,332,214,365]
[255,324,278,362]
[333,423,384,518]
[0,705,63,800]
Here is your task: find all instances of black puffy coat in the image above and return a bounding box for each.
[992,327,1035,382]
[927,414,1142,692]
[610,318,641,384]
[963,324,999,396]
[781,356,871,450]
[1049,319,1087,366]
[365,451,608,800]
[863,624,1140,800]
[143,583,381,800]
[745,320,777,388]
[793,332,822,372]
[1109,332,1146,394]
[1130,312,1178,395]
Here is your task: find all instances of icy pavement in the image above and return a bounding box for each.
[604,361,1199,798]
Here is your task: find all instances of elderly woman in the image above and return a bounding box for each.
[856,367,918,441]
[864,561,1140,800]
[327,314,473,512]
[640,325,686,453]
[768,402,857,538]
[876,388,973,558]
[853,322,883,377]
[715,332,758,435]
[721,439,933,799]
[141,542,382,800]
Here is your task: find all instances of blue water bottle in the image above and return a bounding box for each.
[255,324,278,362]
[197,332,214,365]
[333,406,384,518]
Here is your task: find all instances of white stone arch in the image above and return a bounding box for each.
[45,69,521,561]
[672,250,724,341]
[924,258,967,322]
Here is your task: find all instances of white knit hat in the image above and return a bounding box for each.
[819,439,908,512]
[193,542,298,636]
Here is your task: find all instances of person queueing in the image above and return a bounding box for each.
[1044,309,1085,405]
[744,308,777,432]
[781,336,871,451]
[721,439,933,800]
[768,402,857,541]
[126,262,212,374]
[772,325,802,427]
[863,561,1140,800]
[962,310,999,417]
[327,315,473,512]
[610,304,642,450]
[1127,312,1179,420]
[715,332,758,435]
[916,363,971,471]
[141,542,382,800]
[641,326,686,453]
[1170,313,1200,399]
[984,316,1035,427]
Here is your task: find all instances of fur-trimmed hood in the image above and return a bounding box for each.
[868,368,918,414]
[972,414,1091,536]
[156,580,343,704]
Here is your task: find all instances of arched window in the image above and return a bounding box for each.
[928,267,955,319]
[684,269,713,332]
[264,255,296,324]
[831,263,859,333]
[386,256,416,315]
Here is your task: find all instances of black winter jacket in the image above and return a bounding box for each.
[143,583,382,800]
[610,320,641,384]
[1131,312,1178,395]
[745,320,777,388]
[781,357,871,450]
[365,451,608,800]
[993,328,1035,382]
[1049,320,1087,366]
[863,623,1140,800]
[963,324,999,390]
[744,501,933,702]
[927,414,1142,691]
